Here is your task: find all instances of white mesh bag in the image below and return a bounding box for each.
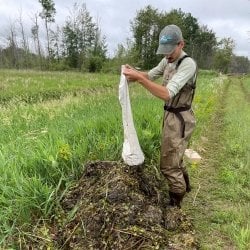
[118,65,144,166]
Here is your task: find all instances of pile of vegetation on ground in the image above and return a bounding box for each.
[28,161,198,249]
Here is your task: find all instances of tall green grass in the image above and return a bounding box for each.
[191,70,223,142]
[0,69,223,245]
[0,70,116,104]
[216,76,250,249]
[186,75,250,249]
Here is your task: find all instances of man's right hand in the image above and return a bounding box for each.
[123,64,138,82]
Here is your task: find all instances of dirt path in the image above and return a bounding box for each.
[184,77,242,249]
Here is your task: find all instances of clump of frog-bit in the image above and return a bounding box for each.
[27,161,199,249]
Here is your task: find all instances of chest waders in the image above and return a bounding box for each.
[160,55,197,207]
[164,55,196,138]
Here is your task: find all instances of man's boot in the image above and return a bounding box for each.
[168,191,185,208]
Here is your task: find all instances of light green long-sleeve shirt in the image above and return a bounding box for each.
[148,51,197,98]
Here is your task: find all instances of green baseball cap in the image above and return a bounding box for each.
[156,24,183,55]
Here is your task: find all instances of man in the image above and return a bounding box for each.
[123,24,197,208]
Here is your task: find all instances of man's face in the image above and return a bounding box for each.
[165,41,184,63]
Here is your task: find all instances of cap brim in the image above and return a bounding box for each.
[156,44,177,55]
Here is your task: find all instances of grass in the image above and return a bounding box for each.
[0,70,123,244]
[0,69,117,104]
[185,75,250,249]
[219,76,250,249]
[0,69,249,248]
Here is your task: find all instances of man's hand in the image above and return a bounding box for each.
[123,66,144,82]
[123,64,170,101]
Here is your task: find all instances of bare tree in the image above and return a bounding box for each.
[50,25,61,61]
[31,13,43,68]
[38,0,56,62]
[18,9,30,68]
[7,20,19,68]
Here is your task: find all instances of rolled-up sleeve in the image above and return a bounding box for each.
[148,58,167,80]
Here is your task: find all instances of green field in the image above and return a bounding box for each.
[0,69,249,248]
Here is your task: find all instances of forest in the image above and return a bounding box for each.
[0,1,249,74]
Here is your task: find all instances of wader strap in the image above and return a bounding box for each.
[164,105,191,138]
[176,55,190,70]
[164,54,196,138]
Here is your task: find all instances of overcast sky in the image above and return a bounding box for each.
[0,0,249,58]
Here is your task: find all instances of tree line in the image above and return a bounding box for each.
[0,1,249,74]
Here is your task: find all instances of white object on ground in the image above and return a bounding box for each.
[118,65,144,166]
[184,149,202,164]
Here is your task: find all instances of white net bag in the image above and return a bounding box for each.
[118,65,144,166]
